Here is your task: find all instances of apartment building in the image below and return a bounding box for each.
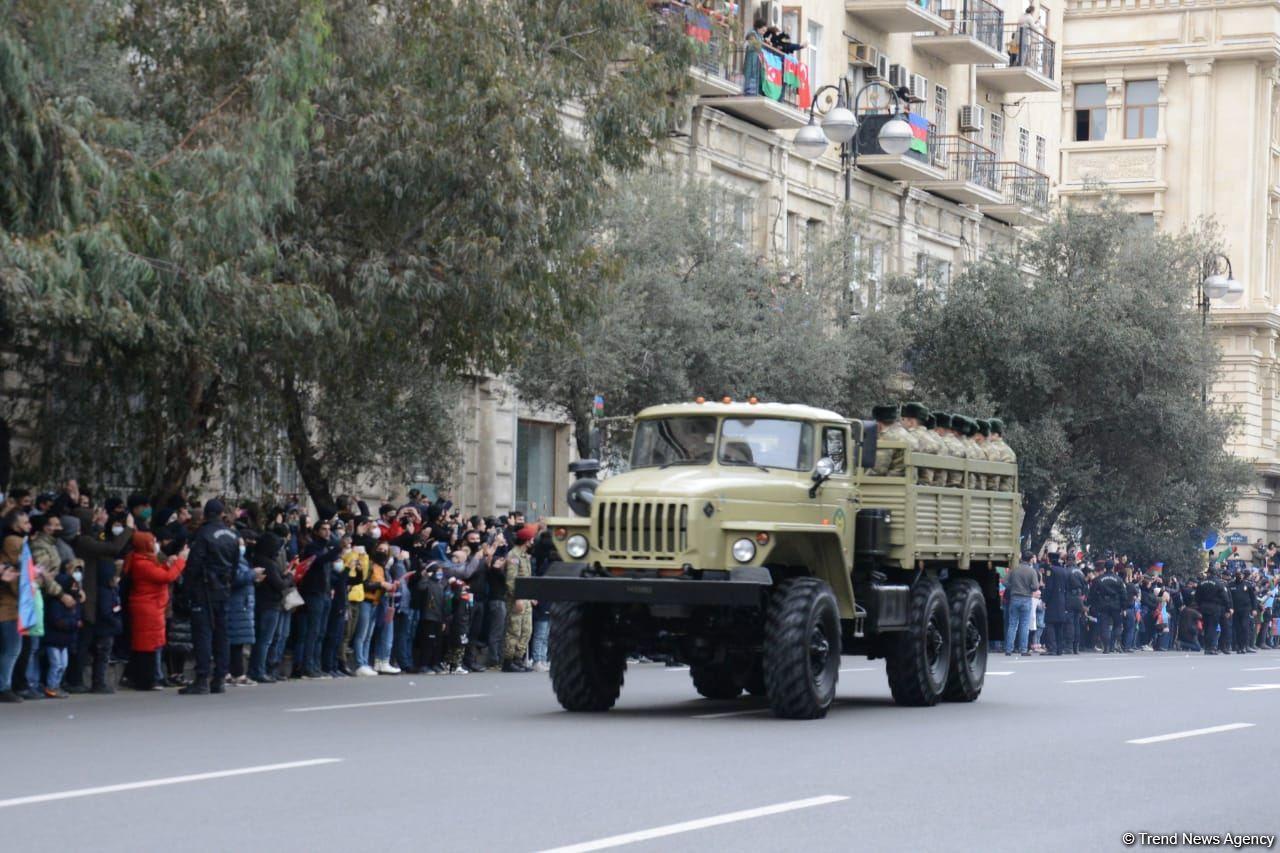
[1059,0,1280,546]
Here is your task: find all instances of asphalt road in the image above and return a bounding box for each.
[3,649,1279,853]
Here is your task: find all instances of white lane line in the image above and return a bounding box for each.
[1229,683,1280,692]
[839,667,874,673]
[986,671,1014,676]
[538,794,849,853]
[285,694,487,713]
[692,708,771,720]
[1064,675,1145,684]
[0,758,342,809]
[1127,723,1255,745]
[1242,666,1280,672]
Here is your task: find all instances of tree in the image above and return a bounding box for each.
[902,199,1251,573]
[514,172,904,460]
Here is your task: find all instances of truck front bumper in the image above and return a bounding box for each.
[514,563,772,607]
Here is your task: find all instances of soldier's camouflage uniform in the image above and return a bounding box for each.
[987,437,1016,492]
[503,545,533,663]
[871,422,911,476]
[908,425,943,486]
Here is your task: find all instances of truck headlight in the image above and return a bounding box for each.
[732,538,756,563]
[565,534,589,559]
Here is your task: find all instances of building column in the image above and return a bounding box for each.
[1185,59,1214,221]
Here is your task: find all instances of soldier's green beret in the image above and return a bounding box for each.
[989,418,1005,434]
[901,401,930,420]
[934,412,952,429]
[872,404,900,422]
[975,419,991,437]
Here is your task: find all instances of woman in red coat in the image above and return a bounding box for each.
[124,531,186,691]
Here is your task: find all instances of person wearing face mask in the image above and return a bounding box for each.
[123,531,187,691]
[41,562,84,698]
[127,494,153,533]
[225,537,259,685]
[413,561,449,674]
[63,506,131,693]
[180,500,241,695]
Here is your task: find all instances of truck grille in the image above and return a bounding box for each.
[595,499,689,561]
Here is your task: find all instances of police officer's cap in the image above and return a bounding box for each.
[872,404,900,422]
[975,419,991,437]
[901,401,930,421]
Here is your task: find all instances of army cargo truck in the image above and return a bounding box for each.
[515,401,1020,719]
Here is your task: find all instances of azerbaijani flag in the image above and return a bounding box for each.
[761,50,784,100]
[683,8,712,44]
[907,112,930,156]
[783,57,811,109]
[16,539,43,637]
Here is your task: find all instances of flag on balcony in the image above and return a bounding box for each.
[683,8,711,43]
[761,49,784,100]
[907,112,930,156]
[783,57,811,109]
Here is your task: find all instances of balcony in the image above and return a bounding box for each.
[654,0,741,97]
[976,25,1058,93]
[854,112,946,183]
[845,0,950,35]
[981,161,1051,225]
[914,0,1006,65]
[915,135,1002,204]
[698,42,811,130]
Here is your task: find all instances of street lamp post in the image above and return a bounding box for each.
[792,77,915,200]
[1198,252,1244,404]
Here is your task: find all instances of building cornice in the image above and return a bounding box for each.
[1063,42,1280,68]
[1066,0,1280,16]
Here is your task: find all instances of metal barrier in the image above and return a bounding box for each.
[930,135,1000,189]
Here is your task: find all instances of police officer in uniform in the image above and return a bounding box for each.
[1196,570,1232,655]
[868,405,910,476]
[900,401,942,486]
[1089,564,1125,653]
[1042,555,1071,655]
[180,500,241,694]
[1229,572,1255,654]
[1066,558,1087,654]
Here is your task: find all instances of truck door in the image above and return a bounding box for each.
[819,424,855,569]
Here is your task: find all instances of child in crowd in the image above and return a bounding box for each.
[43,564,84,698]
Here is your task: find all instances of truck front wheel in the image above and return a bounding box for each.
[763,577,841,719]
[942,579,987,702]
[886,579,952,707]
[549,602,626,712]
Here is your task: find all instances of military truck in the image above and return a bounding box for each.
[515,400,1020,719]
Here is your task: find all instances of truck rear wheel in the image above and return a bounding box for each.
[689,662,742,700]
[942,579,987,702]
[886,579,951,707]
[763,577,841,719]
[549,602,626,712]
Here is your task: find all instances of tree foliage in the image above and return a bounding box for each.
[902,200,1252,572]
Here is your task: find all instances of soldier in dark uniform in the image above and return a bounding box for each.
[1196,570,1231,655]
[1089,565,1125,653]
[1229,572,1256,654]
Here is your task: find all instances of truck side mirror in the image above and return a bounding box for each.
[809,457,836,498]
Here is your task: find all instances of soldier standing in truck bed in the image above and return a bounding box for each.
[869,404,909,476]
[986,418,1016,492]
[900,402,942,486]
[955,416,986,489]
[934,412,967,488]
[974,419,997,490]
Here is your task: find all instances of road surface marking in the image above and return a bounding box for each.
[839,667,874,673]
[0,758,342,809]
[692,708,771,720]
[986,671,1014,676]
[538,794,849,852]
[1228,683,1280,692]
[1064,675,1145,684]
[1242,666,1280,672]
[1127,723,1255,745]
[285,694,487,713]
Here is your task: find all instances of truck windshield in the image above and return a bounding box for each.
[631,417,717,468]
[720,418,814,471]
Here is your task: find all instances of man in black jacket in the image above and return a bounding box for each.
[295,520,343,679]
[180,500,241,695]
[1196,570,1232,656]
[1089,566,1125,653]
[1229,572,1256,654]
[248,531,288,683]
[1066,563,1087,654]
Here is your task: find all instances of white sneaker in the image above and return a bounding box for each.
[384,662,401,674]
[532,661,550,673]
[451,666,470,675]
[356,666,377,677]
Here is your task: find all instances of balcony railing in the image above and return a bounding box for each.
[939,0,1004,52]
[729,41,808,109]
[1001,23,1055,78]
[857,111,936,162]
[992,161,1050,209]
[651,0,737,82]
[930,135,1000,190]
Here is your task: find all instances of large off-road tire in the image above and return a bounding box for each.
[690,662,743,700]
[886,579,952,707]
[548,602,626,712]
[942,579,987,703]
[763,577,841,719]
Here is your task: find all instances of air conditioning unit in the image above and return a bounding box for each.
[759,0,783,29]
[848,41,878,69]
[909,73,929,103]
[888,63,908,89]
[959,104,986,133]
[867,54,888,80]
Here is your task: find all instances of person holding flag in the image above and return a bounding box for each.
[0,510,75,702]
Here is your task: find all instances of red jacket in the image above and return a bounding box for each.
[124,532,185,652]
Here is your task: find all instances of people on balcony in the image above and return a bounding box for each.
[1011,5,1036,66]
[741,16,767,95]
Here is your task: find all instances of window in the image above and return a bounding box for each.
[822,426,849,474]
[933,84,948,136]
[631,417,717,468]
[1074,82,1107,141]
[989,112,1004,157]
[1035,135,1046,172]
[713,190,753,249]
[805,218,824,284]
[849,234,886,312]
[807,21,822,90]
[916,253,952,299]
[1125,79,1158,139]
[1018,126,1030,164]
[720,418,815,471]
[516,420,558,516]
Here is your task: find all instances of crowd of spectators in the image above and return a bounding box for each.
[0,481,558,702]
[999,549,1280,657]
